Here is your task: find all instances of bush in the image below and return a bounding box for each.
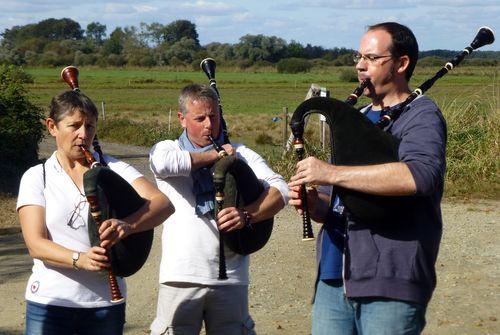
[339,68,358,82]
[255,132,274,145]
[107,54,127,67]
[418,56,445,67]
[277,58,312,73]
[0,65,44,194]
[75,51,98,66]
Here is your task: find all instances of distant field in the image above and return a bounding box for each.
[25,66,496,121]
[25,65,499,197]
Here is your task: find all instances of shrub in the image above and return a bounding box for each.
[418,56,445,67]
[107,54,127,67]
[0,65,44,194]
[75,51,98,66]
[339,68,358,82]
[255,132,274,145]
[277,58,312,74]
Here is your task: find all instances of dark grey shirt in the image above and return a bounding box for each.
[346,96,447,305]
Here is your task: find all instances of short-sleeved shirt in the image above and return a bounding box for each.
[16,151,142,308]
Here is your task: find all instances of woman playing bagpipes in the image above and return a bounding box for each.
[16,89,174,334]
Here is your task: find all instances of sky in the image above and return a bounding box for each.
[0,0,498,51]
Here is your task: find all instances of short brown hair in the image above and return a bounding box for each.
[368,22,419,81]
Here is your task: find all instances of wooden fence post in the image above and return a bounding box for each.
[283,107,288,149]
[101,100,106,121]
[168,108,172,133]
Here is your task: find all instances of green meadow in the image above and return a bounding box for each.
[25,66,499,197]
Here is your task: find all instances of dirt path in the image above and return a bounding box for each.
[0,138,498,335]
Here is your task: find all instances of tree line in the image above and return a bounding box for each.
[0,18,498,70]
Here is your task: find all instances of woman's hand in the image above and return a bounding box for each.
[98,219,131,249]
[78,246,110,272]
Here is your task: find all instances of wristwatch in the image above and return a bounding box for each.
[242,210,252,229]
[72,252,80,270]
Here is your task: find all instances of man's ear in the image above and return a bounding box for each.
[396,55,410,75]
[46,118,58,137]
[178,111,186,128]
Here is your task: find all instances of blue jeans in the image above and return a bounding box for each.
[312,279,427,335]
[25,300,125,335]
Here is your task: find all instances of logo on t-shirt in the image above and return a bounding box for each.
[30,280,40,293]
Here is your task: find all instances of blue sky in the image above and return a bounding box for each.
[0,0,498,51]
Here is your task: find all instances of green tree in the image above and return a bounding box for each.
[285,40,306,58]
[234,34,287,63]
[0,65,44,193]
[102,27,126,55]
[3,18,83,44]
[161,37,200,65]
[205,42,235,62]
[86,22,107,45]
[163,20,199,45]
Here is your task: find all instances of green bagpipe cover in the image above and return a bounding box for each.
[83,167,153,277]
[213,155,273,255]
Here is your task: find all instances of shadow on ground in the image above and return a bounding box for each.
[0,329,23,335]
[0,233,31,284]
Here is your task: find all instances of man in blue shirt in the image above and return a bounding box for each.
[289,22,446,335]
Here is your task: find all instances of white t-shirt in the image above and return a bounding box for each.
[16,151,142,308]
[150,140,289,286]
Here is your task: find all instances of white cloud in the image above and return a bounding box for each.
[231,12,252,23]
[104,3,135,14]
[179,1,240,15]
[133,5,157,13]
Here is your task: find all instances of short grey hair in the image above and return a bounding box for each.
[178,84,219,116]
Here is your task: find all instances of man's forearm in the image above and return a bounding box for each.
[245,187,285,223]
[329,162,417,196]
[190,150,219,170]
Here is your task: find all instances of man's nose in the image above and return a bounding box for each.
[356,59,366,71]
[204,117,213,129]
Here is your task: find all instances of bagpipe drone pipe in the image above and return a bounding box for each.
[200,58,274,279]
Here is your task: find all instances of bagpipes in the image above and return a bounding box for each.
[200,58,274,280]
[61,66,154,302]
[289,27,494,226]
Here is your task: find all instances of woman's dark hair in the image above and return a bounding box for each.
[49,90,98,123]
[368,22,419,81]
[49,90,107,165]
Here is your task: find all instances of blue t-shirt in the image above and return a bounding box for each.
[319,208,345,280]
[365,108,382,123]
[319,107,381,280]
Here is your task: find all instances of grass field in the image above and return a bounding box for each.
[24,65,499,197]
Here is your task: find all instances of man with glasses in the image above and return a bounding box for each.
[289,22,446,334]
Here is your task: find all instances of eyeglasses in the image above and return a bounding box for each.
[353,52,393,64]
[67,198,87,230]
